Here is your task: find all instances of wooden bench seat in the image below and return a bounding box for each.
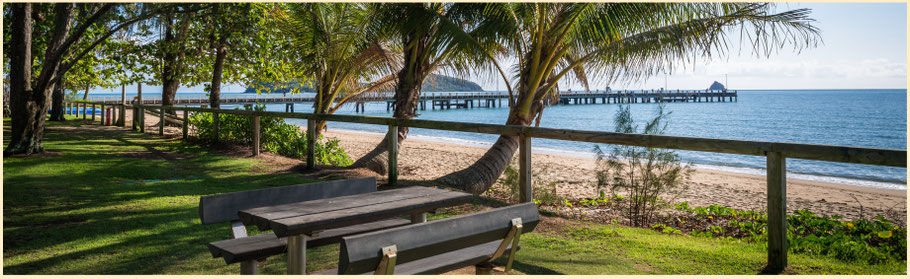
[319,203,539,275]
[208,218,411,265]
[199,177,412,274]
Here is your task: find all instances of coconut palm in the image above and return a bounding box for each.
[278,3,399,137]
[350,3,512,174]
[437,2,820,194]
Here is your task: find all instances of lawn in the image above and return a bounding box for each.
[3,116,904,274]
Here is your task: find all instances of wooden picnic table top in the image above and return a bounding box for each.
[237,186,472,238]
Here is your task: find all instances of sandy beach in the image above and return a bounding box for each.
[323,129,907,222]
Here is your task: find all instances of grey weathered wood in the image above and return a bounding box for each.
[100,104,105,125]
[315,241,518,275]
[213,112,220,142]
[159,108,165,135]
[231,221,248,238]
[241,187,471,237]
[388,125,398,185]
[92,104,96,121]
[183,109,189,139]
[82,103,86,119]
[766,152,787,272]
[306,119,316,169]
[338,203,539,275]
[252,115,261,156]
[198,177,377,224]
[208,218,411,265]
[118,104,125,126]
[519,134,532,203]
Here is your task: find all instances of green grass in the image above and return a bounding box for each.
[3,116,904,274]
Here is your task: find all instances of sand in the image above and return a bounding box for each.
[322,129,906,222]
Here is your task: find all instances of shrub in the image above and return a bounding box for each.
[496,164,562,205]
[594,104,693,227]
[188,104,352,166]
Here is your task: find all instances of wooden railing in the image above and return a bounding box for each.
[64,100,906,272]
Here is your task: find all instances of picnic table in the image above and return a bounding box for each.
[237,186,472,274]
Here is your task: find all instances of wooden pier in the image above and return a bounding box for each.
[92,90,737,112]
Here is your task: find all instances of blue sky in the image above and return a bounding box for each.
[95,2,907,94]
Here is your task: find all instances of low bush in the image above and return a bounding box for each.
[495,164,562,205]
[188,104,352,166]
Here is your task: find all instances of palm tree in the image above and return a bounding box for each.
[278,3,399,137]
[437,3,820,194]
[350,3,512,174]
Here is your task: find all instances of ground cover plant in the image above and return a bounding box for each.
[188,104,352,166]
[3,118,904,274]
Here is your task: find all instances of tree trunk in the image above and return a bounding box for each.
[350,33,429,174]
[209,39,227,109]
[49,75,66,121]
[435,103,536,194]
[5,3,42,155]
[161,10,191,110]
[82,85,89,100]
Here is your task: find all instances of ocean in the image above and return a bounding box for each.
[88,89,907,189]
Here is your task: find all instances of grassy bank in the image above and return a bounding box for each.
[3,116,904,274]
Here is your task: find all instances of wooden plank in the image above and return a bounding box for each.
[182,109,189,139]
[238,186,447,229]
[338,203,539,275]
[159,108,165,135]
[388,125,398,185]
[766,152,787,272]
[198,177,376,224]
[519,134,532,203]
[269,190,472,237]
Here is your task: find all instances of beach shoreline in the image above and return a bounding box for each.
[323,129,906,222]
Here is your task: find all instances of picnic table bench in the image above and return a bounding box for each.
[316,202,540,275]
[199,177,413,274]
[238,185,473,274]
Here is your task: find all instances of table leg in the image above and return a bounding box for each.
[287,234,307,275]
[411,212,427,223]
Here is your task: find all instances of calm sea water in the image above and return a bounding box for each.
[91,89,907,189]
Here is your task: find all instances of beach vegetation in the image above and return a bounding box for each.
[495,164,562,205]
[188,104,352,166]
[594,104,693,227]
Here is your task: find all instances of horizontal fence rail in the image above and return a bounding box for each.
[65,100,906,272]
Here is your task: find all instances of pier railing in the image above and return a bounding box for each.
[63,100,905,272]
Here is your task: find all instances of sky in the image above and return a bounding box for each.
[93,2,907,94]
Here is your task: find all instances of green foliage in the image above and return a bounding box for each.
[188,104,352,166]
[595,104,693,227]
[496,164,562,205]
[663,203,906,265]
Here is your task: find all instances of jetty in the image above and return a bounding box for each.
[89,89,737,112]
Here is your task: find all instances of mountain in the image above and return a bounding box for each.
[244,74,483,93]
[708,81,726,91]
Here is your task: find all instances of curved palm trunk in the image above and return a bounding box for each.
[435,102,536,194]
[350,34,428,174]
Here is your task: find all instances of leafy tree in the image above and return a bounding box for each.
[4,3,172,155]
[351,3,512,174]
[438,3,820,194]
[276,3,398,138]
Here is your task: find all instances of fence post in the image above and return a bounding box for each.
[213,112,219,142]
[388,125,398,185]
[117,104,125,127]
[82,103,86,119]
[159,108,165,136]
[139,106,146,133]
[306,119,316,169]
[252,115,260,156]
[91,104,96,121]
[183,109,189,139]
[100,104,105,125]
[519,133,532,203]
[766,151,787,273]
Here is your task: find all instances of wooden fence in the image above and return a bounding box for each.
[64,100,906,272]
